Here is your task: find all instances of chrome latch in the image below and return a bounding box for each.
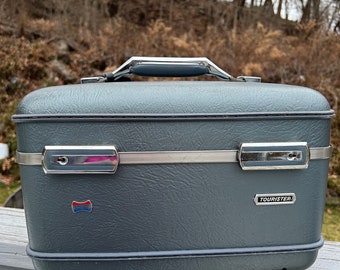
[239,142,309,170]
[43,146,118,174]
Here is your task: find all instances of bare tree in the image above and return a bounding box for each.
[312,0,321,21]
[301,0,312,23]
[300,0,322,23]
[264,0,275,14]
[277,0,284,17]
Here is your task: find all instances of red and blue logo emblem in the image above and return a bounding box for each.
[71,200,93,213]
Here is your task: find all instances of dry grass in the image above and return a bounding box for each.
[323,205,340,241]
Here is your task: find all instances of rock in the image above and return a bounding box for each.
[55,39,72,64]
[50,59,76,83]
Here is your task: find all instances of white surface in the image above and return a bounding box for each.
[0,207,339,270]
[0,143,9,159]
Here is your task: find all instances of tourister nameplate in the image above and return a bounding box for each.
[254,193,296,206]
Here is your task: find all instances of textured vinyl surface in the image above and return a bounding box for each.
[15,81,332,269]
[14,81,332,115]
[18,119,330,253]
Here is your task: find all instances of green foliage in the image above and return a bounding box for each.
[327,176,340,200]
[0,100,19,180]
[323,205,340,241]
[0,182,20,206]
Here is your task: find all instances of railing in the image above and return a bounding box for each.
[0,207,339,270]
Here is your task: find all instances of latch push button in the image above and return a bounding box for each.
[239,142,309,170]
[43,146,118,174]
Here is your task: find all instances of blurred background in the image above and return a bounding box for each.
[0,0,339,239]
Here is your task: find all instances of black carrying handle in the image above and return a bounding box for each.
[80,57,261,83]
[131,62,209,78]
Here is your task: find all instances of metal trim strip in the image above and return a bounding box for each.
[16,146,332,167]
[17,151,42,165]
[119,150,237,164]
[310,146,333,160]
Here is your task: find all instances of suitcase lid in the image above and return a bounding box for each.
[13,81,333,121]
[13,56,333,121]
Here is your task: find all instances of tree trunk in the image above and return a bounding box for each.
[264,0,275,14]
[277,0,283,18]
[312,0,320,22]
[301,0,312,23]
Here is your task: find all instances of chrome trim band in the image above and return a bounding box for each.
[16,145,332,169]
[16,150,238,166]
[310,146,333,160]
[17,152,42,166]
[119,150,237,164]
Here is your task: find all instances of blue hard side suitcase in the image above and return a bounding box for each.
[13,57,334,270]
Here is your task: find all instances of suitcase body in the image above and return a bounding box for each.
[13,58,333,270]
